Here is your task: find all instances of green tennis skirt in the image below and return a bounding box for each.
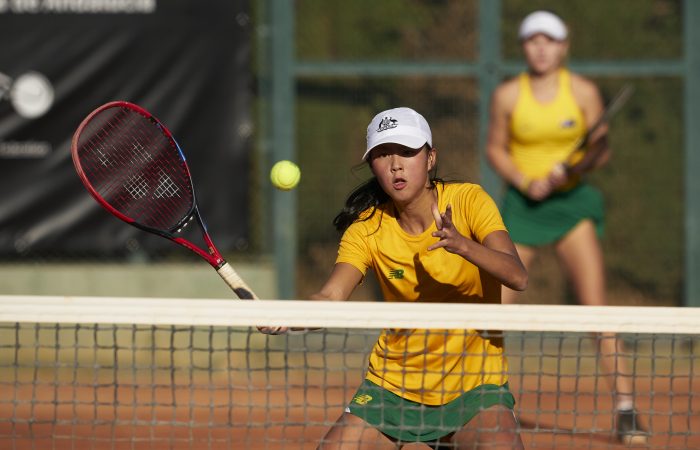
[501,183,604,246]
[347,379,515,442]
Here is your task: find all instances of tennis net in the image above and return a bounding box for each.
[0,295,698,449]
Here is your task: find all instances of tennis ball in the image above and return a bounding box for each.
[270,160,301,191]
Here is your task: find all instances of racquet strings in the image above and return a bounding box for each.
[75,105,194,231]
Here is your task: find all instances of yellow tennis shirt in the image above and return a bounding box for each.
[336,183,509,405]
[509,68,586,180]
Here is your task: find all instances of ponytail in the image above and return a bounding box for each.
[333,177,388,232]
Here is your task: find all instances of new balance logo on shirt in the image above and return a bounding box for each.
[388,269,404,279]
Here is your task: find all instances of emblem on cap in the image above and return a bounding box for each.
[377,116,398,132]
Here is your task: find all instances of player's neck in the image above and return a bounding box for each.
[394,187,437,235]
[529,67,560,85]
[528,68,561,102]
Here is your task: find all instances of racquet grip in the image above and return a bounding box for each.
[217,262,318,335]
[216,262,259,300]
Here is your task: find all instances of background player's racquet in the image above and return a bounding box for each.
[561,84,634,171]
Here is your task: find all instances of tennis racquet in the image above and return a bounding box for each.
[0,71,54,119]
[562,83,634,169]
[71,101,259,301]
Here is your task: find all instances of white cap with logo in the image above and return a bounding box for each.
[518,10,568,41]
[363,107,432,161]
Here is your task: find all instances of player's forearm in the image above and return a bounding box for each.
[310,286,351,301]
[310,263,362,301]
[487,146,530,191]
[456,239,528,291]
[567,138,610,175]
[310,291,343,301]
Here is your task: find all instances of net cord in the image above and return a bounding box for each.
[0,295,698,334]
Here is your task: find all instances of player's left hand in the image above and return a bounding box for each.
[428,203,467,254]
[548,163,569,189]
[526,178,553,201]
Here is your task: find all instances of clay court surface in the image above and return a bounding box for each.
[1,370,697,449]
[1,329,697,449]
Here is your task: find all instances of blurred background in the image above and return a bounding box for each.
[0,0,696,308]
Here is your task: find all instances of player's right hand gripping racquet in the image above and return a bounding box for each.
[71,101,258,301]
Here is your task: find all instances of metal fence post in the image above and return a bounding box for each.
[684,0,700,306]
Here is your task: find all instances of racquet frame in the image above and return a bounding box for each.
[71,101,258,301]
[563,84,634,169]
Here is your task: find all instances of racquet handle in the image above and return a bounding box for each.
[216,262,259,300]
[217,262,317,335]
[562,84,634,169]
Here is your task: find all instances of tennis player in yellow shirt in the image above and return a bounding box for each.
[303,107,526,448]
[486,10,647,445]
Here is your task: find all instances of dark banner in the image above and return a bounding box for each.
[0,0,251,256]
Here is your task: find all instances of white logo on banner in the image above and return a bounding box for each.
[0,141,51,158]
[0,0,156,13]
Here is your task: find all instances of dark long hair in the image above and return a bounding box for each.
[333,147,442,232]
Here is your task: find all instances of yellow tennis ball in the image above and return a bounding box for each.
[270,160,301,191]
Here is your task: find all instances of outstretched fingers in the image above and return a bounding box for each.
[431,203,453,230]
[442,204,453,228]
[429,204,457,252]
[431,203,443,230]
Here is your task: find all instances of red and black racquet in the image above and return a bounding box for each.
[71,101,258,300]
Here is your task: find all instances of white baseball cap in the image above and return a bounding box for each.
[518,10,568,41]
[363,107,432,161]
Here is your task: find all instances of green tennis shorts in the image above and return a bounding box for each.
[346,379,515,442]
[501,183,604,246]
